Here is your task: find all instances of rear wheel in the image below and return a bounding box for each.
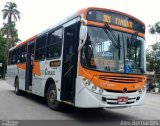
[47,84,61,110]
[15,78,22,95]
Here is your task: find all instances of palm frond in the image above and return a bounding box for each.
[2,1,21,22]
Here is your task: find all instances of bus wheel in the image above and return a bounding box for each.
[47,84,61,110]
[15,78,22,95]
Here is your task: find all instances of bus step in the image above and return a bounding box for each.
[29,86,32,90]
[61,100,73,105]
[26,90,32,94]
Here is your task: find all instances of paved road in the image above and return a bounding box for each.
[0,79,160,121]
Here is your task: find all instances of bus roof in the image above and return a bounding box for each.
[78,7,145,25]
[13,7,145,50]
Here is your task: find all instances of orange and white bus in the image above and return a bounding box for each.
[7,7,147,110]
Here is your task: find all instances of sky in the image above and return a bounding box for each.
[0,0,160,47]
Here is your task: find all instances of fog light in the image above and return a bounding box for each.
[99,89,103,94]
[136,96,140,101]
[91,85,97,91]
[102,97,106,101]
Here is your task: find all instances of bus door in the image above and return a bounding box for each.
[61,20,80,103]
[25,41,35,90]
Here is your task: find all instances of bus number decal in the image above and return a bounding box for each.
[41,68,55,75]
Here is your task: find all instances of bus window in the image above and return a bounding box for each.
[47,28,63,59]
[21,45,27,63]
[35,35,47,60]
[17,47,22,63]
[9,50,17,65]
[16,45,27,63]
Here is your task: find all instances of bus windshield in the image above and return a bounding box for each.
[81,26,145,74]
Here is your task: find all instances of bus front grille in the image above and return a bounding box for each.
[105,89,137,93]
[99,75,143,83]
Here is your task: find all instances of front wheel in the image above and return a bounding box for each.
[47,84,61,110]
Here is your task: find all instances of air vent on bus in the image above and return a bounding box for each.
[99,75,143,83]
[105,89,137,93]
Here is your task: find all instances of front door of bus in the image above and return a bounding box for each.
[61,21,80,102]
[25,41,35,90]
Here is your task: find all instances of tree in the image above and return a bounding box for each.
[149,22,160,43]
[2,1,20,25]
[1,22,19,48]
[0,35,7,78]
[1,1,20,49]
[146,42,160,72]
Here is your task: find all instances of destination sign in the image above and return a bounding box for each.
[87,10,145,33]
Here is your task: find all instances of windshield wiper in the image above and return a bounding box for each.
[103,23,121,49]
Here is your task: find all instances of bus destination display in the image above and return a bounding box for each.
[87,10,145,33]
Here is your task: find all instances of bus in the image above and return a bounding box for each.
[7,7,147,110]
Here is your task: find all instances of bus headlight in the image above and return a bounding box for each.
[83,79,104,95]
[91,85,97,91]
[99,89,104,95]
[142,85,146,92]
[138,85,146,94]
[84,80,91,86]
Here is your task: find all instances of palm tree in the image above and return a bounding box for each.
[1,22,19,48]
[149,22,160,43]
[2,1,20,24]
[1,1,20,49]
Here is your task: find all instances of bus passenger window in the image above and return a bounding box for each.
[47,28,63,59]
[35,35,47,60]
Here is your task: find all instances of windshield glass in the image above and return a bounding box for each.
[81,26,145,74]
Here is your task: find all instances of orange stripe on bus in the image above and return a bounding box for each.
[87,21,145,37]
[33,61,41,76]
[16,63,26,70]
[16,61,41,76]
[16,35,38,48]
[79,64,147,91]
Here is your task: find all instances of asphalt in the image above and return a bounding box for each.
[0,79,160,122]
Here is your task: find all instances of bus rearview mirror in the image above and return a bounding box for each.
[79,25,87,51]
[79,25,87,41]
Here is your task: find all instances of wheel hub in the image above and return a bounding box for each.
[49,89,56,103]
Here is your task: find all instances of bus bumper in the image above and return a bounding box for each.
[75,77,146,108]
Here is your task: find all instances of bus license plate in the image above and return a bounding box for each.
[117,97,128,104]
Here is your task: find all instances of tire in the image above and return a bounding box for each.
[15,78,22,95]
[47,84,61,110]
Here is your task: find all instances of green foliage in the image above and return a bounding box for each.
[1,1,21,49]
[1,22,19,48]
[147,22,160,72]
[0,1,21,78]
[0,35,7,78]
[146,42,160,72]
[2,1,20,23]
[149,22,160,35]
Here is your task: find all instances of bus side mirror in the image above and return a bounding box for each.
[79,25,87,41]
[79,23,87,51]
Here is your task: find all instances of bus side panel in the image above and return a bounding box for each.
[16,63,26,91]
[7,65,17,87]
[43,59,63,101]
[32,59,62,99]
[75,77,100,108]
[32,61,44,97]
[32,76,43,96]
